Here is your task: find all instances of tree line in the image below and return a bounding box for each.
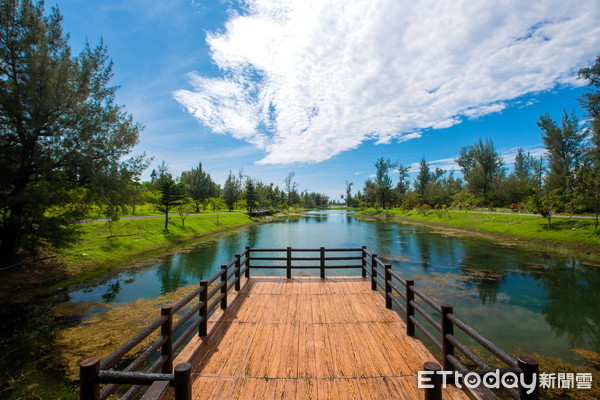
[146,165,329,230]
[0,1,327,259]
[345,55,600,228]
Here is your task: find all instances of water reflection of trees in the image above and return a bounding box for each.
[534,263,600,352]
[101,278,122,303]
[156,255,188,294]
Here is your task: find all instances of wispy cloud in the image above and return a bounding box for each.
[174,0,600,164]
[408,158,459,174]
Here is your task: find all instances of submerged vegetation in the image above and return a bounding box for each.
[50,284,207,381]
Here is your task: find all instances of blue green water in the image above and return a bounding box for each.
[1,210,598,398]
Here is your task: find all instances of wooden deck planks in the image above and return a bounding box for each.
[159,276,469,400]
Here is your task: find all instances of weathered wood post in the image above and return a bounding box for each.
[199,280,208,337]
[220,264,228,309]
[385,264,392,309]
[174,362,192,400]
[286,247,292,279]
[79,357,100,400]
[371,253,377,290]
[441,304,454,371]
[405,279,415,336]
[320,247,325,279]
[361,246,367,278]
[518,356,539,400]
[161,305,173,373]
[423,361,442,400]
[245,247,251,278]
[234,253,241,291]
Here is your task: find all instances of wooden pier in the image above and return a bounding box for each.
[80,247,538,400]
[159,276,467,399]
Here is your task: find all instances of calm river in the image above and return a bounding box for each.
[1,210,598,398]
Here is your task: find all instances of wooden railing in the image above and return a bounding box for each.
[362,248,539,400]
[79,248,251,400]
[79,247,538,400]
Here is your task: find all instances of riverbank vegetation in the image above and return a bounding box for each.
[0,210,307,301]
[344,55,600,248]
[355,209,600,264]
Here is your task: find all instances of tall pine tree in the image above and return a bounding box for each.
[0,1,145,257]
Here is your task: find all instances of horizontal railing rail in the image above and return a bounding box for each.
[80,246,537,400]
[247,247,364,279]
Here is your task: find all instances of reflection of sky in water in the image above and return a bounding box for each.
[63,210,600,362]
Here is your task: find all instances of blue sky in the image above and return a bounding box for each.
[53,0,599,199]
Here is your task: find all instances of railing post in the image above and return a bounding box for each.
[286,247,292,279]
[174,362,192,400]
[385,264,392,309]
[441,304,454,372]
[361,246,367,278]
[161,306,173,373]
[235,253,241,291]
[371,253,377,290]
[245,247,251,278]
[79,357,100,400]
[221,264,227,309]
[320,247,325,279]
[517,356,539,400]
[199,280,208,337]
[405,279,415,336]
[423,361,442,400]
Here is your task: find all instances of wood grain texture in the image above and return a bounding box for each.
[159,276,468,400]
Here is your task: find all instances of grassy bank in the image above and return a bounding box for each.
[1,213,261,298]
[354,209,600,264]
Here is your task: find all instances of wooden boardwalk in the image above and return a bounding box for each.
[158,276,469,400]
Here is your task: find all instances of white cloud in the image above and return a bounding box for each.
[174,0,600,164]
[500,145,547,165]
[408,157,460,174]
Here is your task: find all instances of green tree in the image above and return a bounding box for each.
[222,170,241,211]
[245,179,257,213]
[344,180,354,207]
[395,164,411,203]
[159,179,185,230]
[362,179,378,207]
[207,197,226,224]
[538,111,585,211]
[0,1,145,257]
[175,197,192,227]
[414,157,431,197]
[284,172,300,205]
[503,149,541,204]
[578,55,600,228]
[426,171,462,207]
[456,138,504,204]
[180,163,219,212]
[529,189,563,228]
[374,157,397,209]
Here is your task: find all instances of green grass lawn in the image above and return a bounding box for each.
[57,212,254,277]
[355,209,600,262]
